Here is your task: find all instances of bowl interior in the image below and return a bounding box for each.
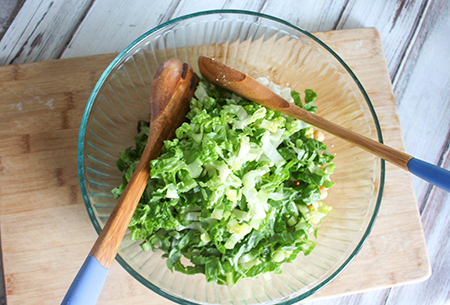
[79,11,383,305]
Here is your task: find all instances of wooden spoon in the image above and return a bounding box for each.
[62,59,198,305]
[198,56,450,193]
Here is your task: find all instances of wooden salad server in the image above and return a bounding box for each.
[62,59,198,305]
[198,56,450,193]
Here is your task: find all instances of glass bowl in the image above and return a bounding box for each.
[78,10,384,305]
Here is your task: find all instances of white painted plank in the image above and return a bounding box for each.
[336,0,428,79]
[260,0,348,32]
[260,0,427,80]
[60,0,178,59]
[223,0,266,11]
[385,0,450,300]
[171,0,265,18]
[384,0,450,304]
[0,0,93,65]
[61,0,266,59]
[307,289,390,305]
[0,0,24,40]
[392,0,450,207]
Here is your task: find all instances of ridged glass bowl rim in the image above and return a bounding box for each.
[77,9,385,304]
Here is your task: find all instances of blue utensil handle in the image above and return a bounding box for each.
[408,158,450,192]
[61,255,109,305]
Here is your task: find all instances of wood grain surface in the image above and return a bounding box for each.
[0,27,431,305]
[0,1,449,305]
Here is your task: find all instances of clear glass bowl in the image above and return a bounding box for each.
[78,10,384,305]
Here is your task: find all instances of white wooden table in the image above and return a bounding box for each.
[0,1,448,305]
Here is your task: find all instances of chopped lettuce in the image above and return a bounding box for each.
[112,77,335,286]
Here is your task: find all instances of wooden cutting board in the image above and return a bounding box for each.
[0,28,430,304]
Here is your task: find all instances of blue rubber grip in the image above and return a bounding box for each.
[408,158,450,193]
[61,255,109,305]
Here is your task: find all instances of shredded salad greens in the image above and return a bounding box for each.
[112,77,335,286]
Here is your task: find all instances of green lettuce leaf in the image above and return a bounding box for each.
[112,78,335,286]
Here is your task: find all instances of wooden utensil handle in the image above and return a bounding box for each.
[236,74,412,170]
[284,104,412,169]
[198,56,413,170]
[89,59,196,269]
[89,159,151,268]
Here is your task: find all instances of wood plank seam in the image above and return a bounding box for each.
[384,289,393,305]
[53,0,96,60]
[165,0,197,24]
[58,0,181,59]
[0,0,25,41]
[391,0,432,92]
[243,0,267,12]
[331,0,350,30]
[7,1,55,65]
[154,0,186,26]
[0,0,98,65]
[389,0,430,82]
